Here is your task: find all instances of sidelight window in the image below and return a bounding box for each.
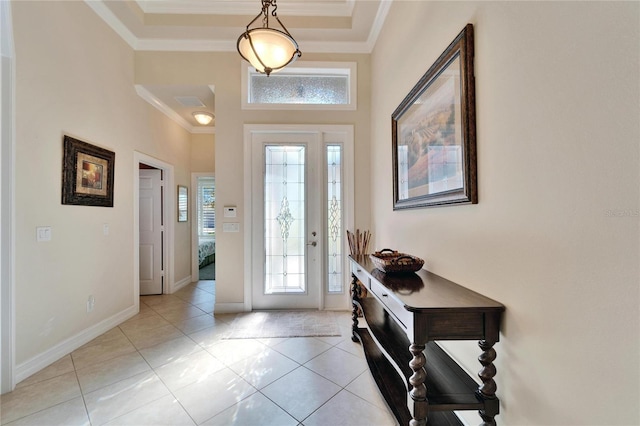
[327,145,344,293]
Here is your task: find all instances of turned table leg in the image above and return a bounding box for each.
[351,274,360,342]
[477,339,500,425]
[409,343,428,426]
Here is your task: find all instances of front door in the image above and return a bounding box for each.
[248,126,353,311]
[139,168,163,295]
[252,133,320,309]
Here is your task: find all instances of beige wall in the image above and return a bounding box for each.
[191,133,215,173]
[371,1,639,424]
[10,1,639,423]
[135,51,372,307]
[12,1,192,366]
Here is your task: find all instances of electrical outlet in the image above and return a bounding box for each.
[87,295,95,313]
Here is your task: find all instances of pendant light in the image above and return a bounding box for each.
[237,0,301,76]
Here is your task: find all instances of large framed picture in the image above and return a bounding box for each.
[392,23,477,209]
[61,135,115,207]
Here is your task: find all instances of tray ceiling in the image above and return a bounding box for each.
[86,0,392,131]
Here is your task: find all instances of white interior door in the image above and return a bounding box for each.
[247,126,354,311]
[139,169,163,295]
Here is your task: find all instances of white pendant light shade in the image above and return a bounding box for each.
[238,28,299,75]
[237,0,301,76]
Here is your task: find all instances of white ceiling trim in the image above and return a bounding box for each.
[86,0,392,54]
[135,85,215,134]
[191,126,216,135]
[366,0,392,52]
[135,38,235,52]
[84,0,139,50]
[135,38,373,54]
[135,0,356,17]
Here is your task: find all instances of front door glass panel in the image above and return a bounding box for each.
[264,145,306,294]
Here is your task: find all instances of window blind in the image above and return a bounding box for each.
[198,177,215,236]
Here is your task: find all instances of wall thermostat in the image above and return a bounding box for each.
[223,206,237,218]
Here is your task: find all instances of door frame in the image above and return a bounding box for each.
[1,0,15,393]
[133,152,174,298]
[243,124,354,311]
[190,172,215,281]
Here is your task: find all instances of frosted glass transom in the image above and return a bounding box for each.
[250,74,349,105]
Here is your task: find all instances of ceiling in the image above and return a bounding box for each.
[88,0,392,132]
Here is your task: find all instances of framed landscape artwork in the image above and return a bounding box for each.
[392,23,477,209]
[61,135,115,207]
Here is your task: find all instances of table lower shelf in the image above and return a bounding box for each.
[354,296,491,425]
[353,327,464,426]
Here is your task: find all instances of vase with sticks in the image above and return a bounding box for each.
[346,229,371,313]
[347,229,371,257]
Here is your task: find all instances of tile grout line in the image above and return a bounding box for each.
[83,296,203,425]
[7,282,391,426]
[68,355,94,426]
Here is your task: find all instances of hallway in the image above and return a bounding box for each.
[0,281,395,425]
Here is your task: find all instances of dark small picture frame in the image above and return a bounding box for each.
[392,23,477,209]
[61,135,115,207]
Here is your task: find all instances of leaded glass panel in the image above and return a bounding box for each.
[264,145,306,294]
[327,145,343,293]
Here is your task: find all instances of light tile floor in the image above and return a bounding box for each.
[0,280,397,426]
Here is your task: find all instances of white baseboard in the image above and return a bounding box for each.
[171,275,192,293]
[214,302,246,313]
[15,305,138,383]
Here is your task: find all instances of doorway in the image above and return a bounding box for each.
[139,166,164,295]
[244,125,354,311]
[194,174,216,281]
[134,152,174,298]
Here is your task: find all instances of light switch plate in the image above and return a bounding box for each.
[36,226,52,242]
[222,222,240,232]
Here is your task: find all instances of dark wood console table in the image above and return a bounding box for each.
[349,255,505,426]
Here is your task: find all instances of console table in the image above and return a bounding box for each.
[349,255,505,426]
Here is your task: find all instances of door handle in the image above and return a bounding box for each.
[307,241,317,247]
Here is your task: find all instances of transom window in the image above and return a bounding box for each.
[242,61,357,110]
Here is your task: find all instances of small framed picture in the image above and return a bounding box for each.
[61,135,115,207]
[178,185,188,222]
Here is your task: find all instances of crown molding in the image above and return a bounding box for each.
[191,127,216,134]
[135,85,215,134]
[135,0,356,17]
[135,38,374,54]
[135,38,234,52]
[86,0,393,54]
[84,0,138,50]
[366,0,392,52]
